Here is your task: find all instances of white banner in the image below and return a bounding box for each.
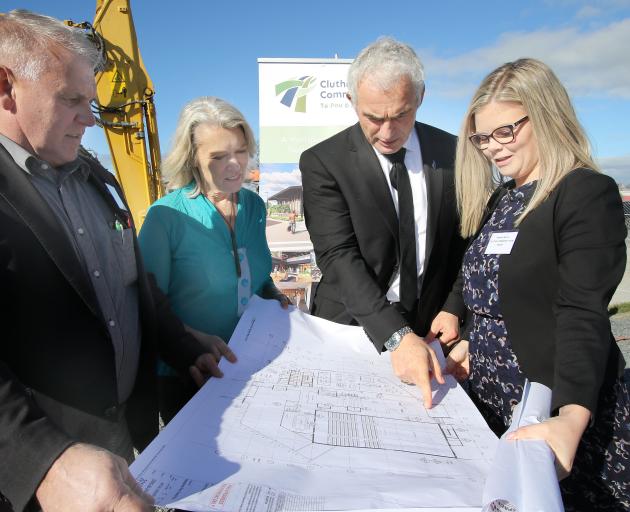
[258,58,357,304]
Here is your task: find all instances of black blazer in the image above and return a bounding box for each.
[300,122,466,350]
[471,168,626,415]
[0,146,205,511]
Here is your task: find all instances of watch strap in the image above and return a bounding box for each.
[384,326,413,351]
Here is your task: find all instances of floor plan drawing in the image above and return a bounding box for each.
[234,366,479,463]
[131,297,498,511]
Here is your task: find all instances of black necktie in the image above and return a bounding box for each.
[386,148,417,312]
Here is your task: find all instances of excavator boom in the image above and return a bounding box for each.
[68,0,163,225]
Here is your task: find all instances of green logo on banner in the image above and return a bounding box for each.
[275,76,317,113]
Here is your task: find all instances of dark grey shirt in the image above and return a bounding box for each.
[0,134,141,403]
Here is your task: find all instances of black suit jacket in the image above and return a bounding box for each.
[0,145,205,511]
[300,122,466,350]
[470,168,626,415]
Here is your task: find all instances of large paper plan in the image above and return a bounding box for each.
[130,297,498,511]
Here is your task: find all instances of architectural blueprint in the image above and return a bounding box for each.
[130,296,498,511]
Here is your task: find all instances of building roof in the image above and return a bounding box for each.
[268,185,302,201]
[285,254,311,264]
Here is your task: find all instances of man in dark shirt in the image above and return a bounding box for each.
[0,10,233,511]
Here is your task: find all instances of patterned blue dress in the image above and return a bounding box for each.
[462,181,630,511]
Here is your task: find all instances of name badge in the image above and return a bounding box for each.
[485,231,518,255]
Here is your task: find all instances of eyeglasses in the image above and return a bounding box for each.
[468,116,529,149]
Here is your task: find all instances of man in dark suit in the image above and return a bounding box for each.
[300,37,466,408]
[0,10,233,511]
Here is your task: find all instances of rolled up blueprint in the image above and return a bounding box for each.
[482,380,564,512]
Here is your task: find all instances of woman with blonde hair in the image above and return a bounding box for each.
[139,97,288,422]
[449,58,629,510]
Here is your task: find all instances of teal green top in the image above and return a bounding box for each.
[139,184,273,349]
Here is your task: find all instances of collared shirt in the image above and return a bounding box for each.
[0,133,141,403]
[372,128,428,303]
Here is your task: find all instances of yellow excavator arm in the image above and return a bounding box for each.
[68,0,163,226]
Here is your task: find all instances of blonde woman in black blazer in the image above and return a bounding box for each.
[449,59,629,511]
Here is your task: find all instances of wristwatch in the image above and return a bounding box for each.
[384,326,413,352]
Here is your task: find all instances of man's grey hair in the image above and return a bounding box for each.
[347,37,425,105]
[0,9,102,80]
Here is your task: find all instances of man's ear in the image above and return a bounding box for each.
[0,66,16,112]
[417,87,425,108]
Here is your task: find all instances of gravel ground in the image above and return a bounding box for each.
[610,312,630,366]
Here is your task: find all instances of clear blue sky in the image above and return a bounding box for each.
[10,0,630,182]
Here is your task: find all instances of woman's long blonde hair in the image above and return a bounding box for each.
[455,58,599,237]
[161,97,256,197]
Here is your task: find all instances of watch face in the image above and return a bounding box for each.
[385,334,401,351]
[386,327,412,351]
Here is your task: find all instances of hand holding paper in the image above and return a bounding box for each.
[482,381,564,512]
[507,403,590,480]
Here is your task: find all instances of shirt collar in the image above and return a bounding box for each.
[403,126,419,155]
[372,125,420,169]
[0,132,37,173]
[0,133,89,180]
[57,158,90,181]
[372,125,419,159]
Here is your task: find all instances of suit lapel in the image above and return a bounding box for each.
[417,123,443,263]
[0,146,101,317]
[349,124,399,241]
